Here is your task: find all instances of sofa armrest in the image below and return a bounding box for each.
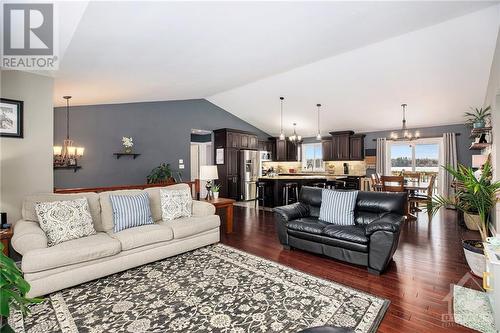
[365,213,404,236]
[273,202,310,222]
[11,220,48,255]
[192,201,216,216]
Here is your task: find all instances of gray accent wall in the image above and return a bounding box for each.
[361,123,474,167]
[54,99,269,189]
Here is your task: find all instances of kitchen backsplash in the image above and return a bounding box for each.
[262,161,366,175]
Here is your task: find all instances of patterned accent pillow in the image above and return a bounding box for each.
[319,189,359,225]
[109,192,154,233]
[160,188,192,221]
[35,198,97,247]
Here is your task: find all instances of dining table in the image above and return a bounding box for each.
[372,180,431,219]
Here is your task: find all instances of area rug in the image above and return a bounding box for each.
[454,285,496,333]
[11,244,389,333]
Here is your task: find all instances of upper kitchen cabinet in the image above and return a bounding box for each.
[214,128,258,149]
[322,139,333,161]
[286,141,301,162]
[349,134,365,160]
[268,138,300,161]
[330,131,353,161]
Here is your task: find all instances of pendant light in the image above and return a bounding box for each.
[289,123,302,142]
[279,96,285,140]
[316,103,322,140]
[53,96,85,168]
[390,103,420,141]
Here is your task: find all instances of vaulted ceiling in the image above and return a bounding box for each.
[54,1,500,135]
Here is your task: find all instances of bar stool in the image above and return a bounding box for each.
[312,182,326,188]
[255,181,266,208]
[282,182,299,205]
[326,180,345,189]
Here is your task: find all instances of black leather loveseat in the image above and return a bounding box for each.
[273,186,406,274]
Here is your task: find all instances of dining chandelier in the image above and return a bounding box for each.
[289,123,302,142]
[53,96,85,167]
[390,103,420,141]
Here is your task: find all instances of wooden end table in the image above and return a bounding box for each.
[0,228,13,257]
[201,198,236,233]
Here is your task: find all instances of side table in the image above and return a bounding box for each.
[0,228,13,257]
[201,198,236,233]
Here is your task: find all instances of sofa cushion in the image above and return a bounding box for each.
[22,233,121,273]
[287,217,330,235]
[144,184,191,222]
[109,192,154,232]
[160,187,192,221]
[108,224,173,251]
[322,224,368,244]
[287,230,368,253]
[355,212,387,225]
[159,215,220,239]
[35,198,97,246]
[22,192,103,231]
[99,189,144,232]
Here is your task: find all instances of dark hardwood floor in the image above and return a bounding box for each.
[220,206,482,333]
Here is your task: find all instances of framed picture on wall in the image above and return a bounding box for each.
[0,98,23,138]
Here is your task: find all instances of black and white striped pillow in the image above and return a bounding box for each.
[319,189,359,225]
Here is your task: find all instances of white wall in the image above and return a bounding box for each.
[0,71,54,224]
[486,26,500,233]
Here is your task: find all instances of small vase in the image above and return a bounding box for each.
[213,192,219,199]
[473,121,485,129]
[124,147,133,154]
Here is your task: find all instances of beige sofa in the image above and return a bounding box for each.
[11,184,220,297]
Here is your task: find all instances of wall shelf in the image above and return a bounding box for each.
[470,127,492,138]
[54,165,82,173]
[469,142,491,150]
[113,153,141,159]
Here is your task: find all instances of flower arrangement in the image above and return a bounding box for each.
[122,137,134,153]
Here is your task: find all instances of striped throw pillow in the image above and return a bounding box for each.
[109,192,154,233]
[319,189,359,225]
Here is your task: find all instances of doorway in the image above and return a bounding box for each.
[190,129,213,198]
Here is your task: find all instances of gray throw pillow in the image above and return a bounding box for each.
[160,188,192,221]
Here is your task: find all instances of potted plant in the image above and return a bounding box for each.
[146,163,175,184]
[464,106,491,129]
[1,243,43,332]
[211,183,221,199]
[429,160,500,276]
[122,136,134,154]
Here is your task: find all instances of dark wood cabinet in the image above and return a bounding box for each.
[275,139,287,161]
[330,131,354,161]
[322,139,333,161]
[240,134,249,148]
[226,176,239,200]
[349,134,365,160]
[286,141,301,162]
[249,136,257,149]
[268,138,301,162]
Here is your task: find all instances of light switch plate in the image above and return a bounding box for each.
[179,159,184,164]
[179,164,185,169]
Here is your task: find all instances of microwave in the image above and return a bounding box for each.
[259,151,272,161]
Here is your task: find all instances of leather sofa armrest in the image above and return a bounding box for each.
[365,213,404,236]
[11,220,48,255]
[192,201,216,216]
[273,202,310,222]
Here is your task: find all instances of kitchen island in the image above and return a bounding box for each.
[258,174,365,208]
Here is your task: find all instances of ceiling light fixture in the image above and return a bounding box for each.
[289,123,302,142]
[390,103,420,141]
[53,96,85,168]
[316,103,322,140]
[279,96,285,140]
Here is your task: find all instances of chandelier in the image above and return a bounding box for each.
[289,123,302,142]
[390,103,420,141]
[53,96,85,168]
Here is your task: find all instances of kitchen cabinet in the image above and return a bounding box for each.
[349,134,365,160]
[249,136,257,149]
[330,131,353,161]
[214,128,258,150]
[226,176,240,200]
[286,141,301,162]
[268,138,300,161]
[274,138,287,161]
[322,139,333,161]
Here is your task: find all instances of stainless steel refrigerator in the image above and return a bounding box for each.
[240,150,258,201]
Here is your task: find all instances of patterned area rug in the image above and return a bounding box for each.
[12,244,389,333]
[453,285,496,333]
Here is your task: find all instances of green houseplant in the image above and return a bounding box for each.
[1,243,43,332]
[429,160,500,276]
[146,163,174,184]
[211,183,221,199]
[464,106,491,129]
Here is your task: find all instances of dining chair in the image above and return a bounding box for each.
[380,175,405,192]
[409,174,436,220]
[370,174,382,191]
[402,171,421,184]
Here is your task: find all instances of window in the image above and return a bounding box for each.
[302,143,323,171]
[390,141,440,173]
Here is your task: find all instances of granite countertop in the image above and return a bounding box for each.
[259,174,366,180]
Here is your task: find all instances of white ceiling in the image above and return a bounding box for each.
[53,1,500,135]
